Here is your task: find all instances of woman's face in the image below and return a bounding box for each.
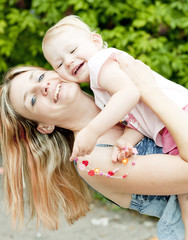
[9,69,81,126]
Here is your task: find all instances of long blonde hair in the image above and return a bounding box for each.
[0,66,91,230]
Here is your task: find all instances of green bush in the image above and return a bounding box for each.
[0,0,188,88]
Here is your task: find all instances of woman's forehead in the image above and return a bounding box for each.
[11,67,43,78]
[10,71,30,102]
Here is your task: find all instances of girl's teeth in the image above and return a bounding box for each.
[74,66,79,74]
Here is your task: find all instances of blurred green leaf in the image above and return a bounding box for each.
[0,0,187,89]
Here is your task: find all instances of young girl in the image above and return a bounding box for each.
[42,15,188,162]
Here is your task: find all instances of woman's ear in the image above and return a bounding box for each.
[37,124,55,134]
[91,33,103,48]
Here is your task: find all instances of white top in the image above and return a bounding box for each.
[88,48,188,147]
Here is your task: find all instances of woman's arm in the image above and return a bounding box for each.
[117,56,188,161]
[78,143,188,208]
[142,85,188,161]
[78,57,188,207]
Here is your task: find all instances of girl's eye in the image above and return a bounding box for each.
[58,62,63,68]
[70,47,77,54]
[31,96,36,106]
[38,73,44,82]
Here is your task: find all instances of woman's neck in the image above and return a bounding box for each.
[73,91,124,144]
[58,90,123,144]
[58,92,101,133]
[74,104,100,133]
[69,91,124,144]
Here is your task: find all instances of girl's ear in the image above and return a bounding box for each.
[37,124,55,134]
[91,33,103,48]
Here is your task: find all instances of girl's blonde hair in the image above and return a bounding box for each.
[0,66,91,230]
[42,15,107,51]
[42,15,91,47]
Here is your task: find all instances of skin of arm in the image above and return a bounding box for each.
[88,58,140,135]
[117,57,188,162]
[141,70,188,240]
[70,58,140,160]
[142,88,188,162]
[116,55,188,238]
[77,58,188,208]
[77,128,188,208]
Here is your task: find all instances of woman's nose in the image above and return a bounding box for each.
[32,82,49,96]
[41,85,48,96]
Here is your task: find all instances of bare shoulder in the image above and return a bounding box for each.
[98,56,139,96]
[98,57,126,86]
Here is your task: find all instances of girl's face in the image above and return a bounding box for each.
[9,69,81,127]
[43,28,103,83]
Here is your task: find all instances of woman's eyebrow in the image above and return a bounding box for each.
[29,71,34,80]
[23,71,34,104]
[24,91,28,104]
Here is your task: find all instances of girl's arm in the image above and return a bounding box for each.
[70,59,140,160]
[88,58,140,135]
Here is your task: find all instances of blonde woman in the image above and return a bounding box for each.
[0,60,188,239]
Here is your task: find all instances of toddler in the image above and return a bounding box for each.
[42,15,188,237]
[42,15,188,160]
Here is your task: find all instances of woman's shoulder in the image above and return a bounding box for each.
[75,145,133,208]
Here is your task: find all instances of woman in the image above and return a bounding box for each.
[0,60,188,239]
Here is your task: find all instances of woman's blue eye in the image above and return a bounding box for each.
[31,96,36,106]
[38,74,44,82]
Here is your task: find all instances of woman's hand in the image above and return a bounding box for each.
[116,52,159,98]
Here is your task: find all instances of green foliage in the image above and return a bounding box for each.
[0,0,188,88]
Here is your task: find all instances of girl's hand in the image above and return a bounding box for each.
[69,127,98,161]
[112,139,135,163]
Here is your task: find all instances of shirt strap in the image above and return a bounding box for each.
[96,143,114,147]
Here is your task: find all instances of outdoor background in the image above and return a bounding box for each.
[0,0,188,239]
[0,0,188,90]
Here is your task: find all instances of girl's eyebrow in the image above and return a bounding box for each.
[53,56,61,62]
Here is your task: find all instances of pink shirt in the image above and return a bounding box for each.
[88,48,188,148]
[162,105,188,155]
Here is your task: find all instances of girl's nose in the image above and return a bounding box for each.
[65,57,74,69]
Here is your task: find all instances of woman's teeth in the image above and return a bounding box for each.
[54,84,61,102]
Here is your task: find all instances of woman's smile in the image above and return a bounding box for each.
[54,83,62,102]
